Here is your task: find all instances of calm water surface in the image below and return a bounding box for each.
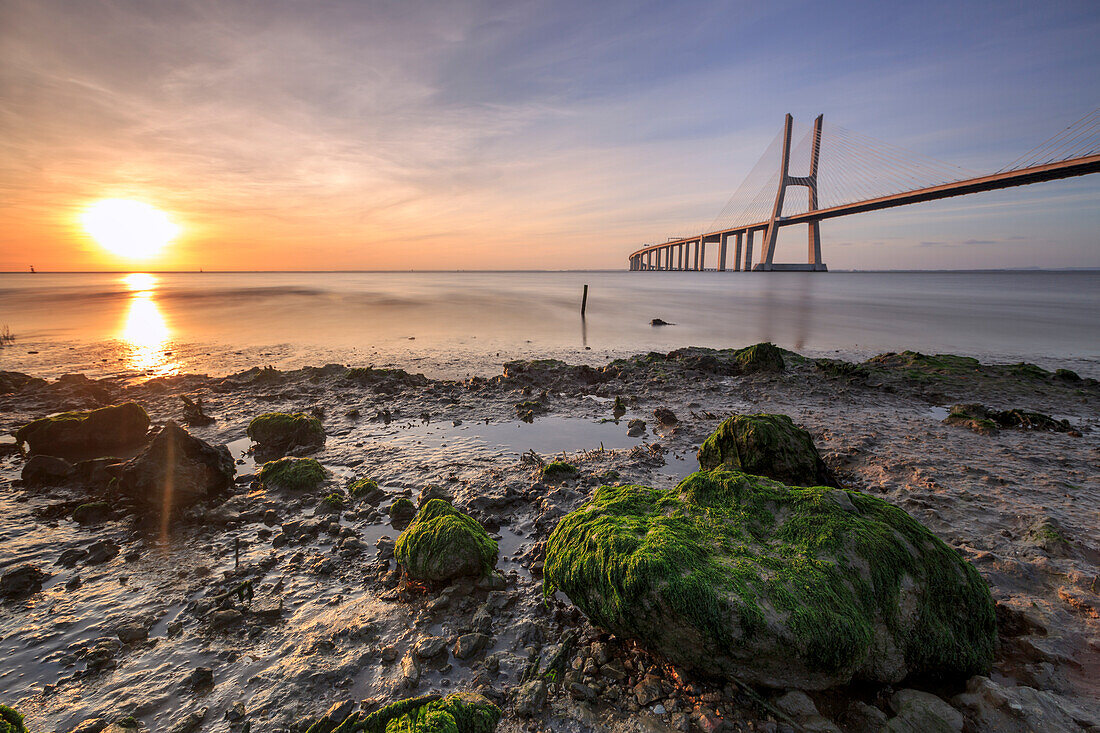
[0,270,1097,380]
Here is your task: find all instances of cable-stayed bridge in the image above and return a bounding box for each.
[629,110,1100,272]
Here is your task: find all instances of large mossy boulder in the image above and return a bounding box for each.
[395,499,498,582]
[116,421,234,510]
[734,342,785,373]
[543,470,996,690]
[14,402,149,458]
[246,412,324,454]
[697,413,836,487]
[316,692,501,733]
[259,457,327,491]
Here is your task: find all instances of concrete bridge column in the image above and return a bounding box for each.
[744,229,754,270]
[719,233,728,271]
[699,238,706,270]
[733,232,743,272]
[677,244,683,270]
[692,239,699,270]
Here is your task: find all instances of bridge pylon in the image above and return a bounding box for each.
[756,113,827,271]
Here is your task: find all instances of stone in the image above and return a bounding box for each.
[627,419,647,437]
[14,402,149,458]
[951,675,1099,733]
[72,501,112,524]
[0,564,49,597]
[697,413,837,487]
[246,412,324,454]
[775,691,842,733]
[842,701,889,732]
[654,407,678,426]
[514,679,548,717]
[20,454,74,486]
[167,708,207,733]
[735,342,785,373]
[883,689,962,733]
[188,666,214,689]
[543,470,996,690]
[400,653,420,687]
[395,499,498,582]
[117,622,149,644]
[116,422,234,511]
[84,539,120,565]
[414,635,448,659]
[633,676,664,706]
[66,718,108,733]
[453,632,490,660]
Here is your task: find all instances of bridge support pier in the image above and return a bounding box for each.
[744,229,754,270]
[719,233,729,271]
[733,232,743,271]
[757,113,828,272]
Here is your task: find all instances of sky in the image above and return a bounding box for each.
[1,0,1098,271]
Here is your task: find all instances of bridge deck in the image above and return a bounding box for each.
[629,153,1100,260]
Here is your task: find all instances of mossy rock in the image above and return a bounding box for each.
[388,497,417,521]
[327,692,501,733]
[349,477,385,504]
[543,470,996,690]
[246,412,325,453]
[697,413,836,487]
[734,342,785,373]
[395,499,498,582]
[14,402,149,458]
[259,457,327,491]
[72,501,112,524]
[541,461,578,481]
[0,705,26,733]
[944,404,1070,434]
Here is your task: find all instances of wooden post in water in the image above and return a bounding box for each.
[580,284,589,316]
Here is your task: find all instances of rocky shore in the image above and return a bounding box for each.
[0,345,1097,733]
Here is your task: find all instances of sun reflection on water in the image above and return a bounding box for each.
[119,274,178,376]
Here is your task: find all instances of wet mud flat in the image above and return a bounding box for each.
[0,347,1098,733]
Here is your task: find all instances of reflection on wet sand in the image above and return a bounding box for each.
[119,273,177,376]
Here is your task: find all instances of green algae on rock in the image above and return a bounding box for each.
[395,499,498,582]
[541,461,578,481]
[316,692,501,733]
[543,469,996,690]
[944,404,1071,434]
[349,477,384,503]
[14,402,149,458]
[0,705,27,733]
[246,412,325,453]
[697,413,837,487]
[259,457,327,491]
[734,342,785,373]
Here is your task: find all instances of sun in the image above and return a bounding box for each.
[81,199,180,260]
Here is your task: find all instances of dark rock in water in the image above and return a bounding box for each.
[502,359,608,388]
[20,454,74,486]
[349,477,385,504]
[14,402,149,458]
[627,419,646,437]
[453,632,490,660]
[543,470,996,690]
[651,318,673,326]
[944,404,1071,434]
[697,413,837,487]
[116,421,234,512]
[395,499,498,582]
[259,457,327,491]
[180,395,215,426]
[72,457,126,489]
[188,666,214,690]
[72,501,113,524]
[0,370,46,394]
[58,548,89,567]
[1,564,49,597]
[654,407,678,426]
[85,539,120,565]
[246,412,324,454]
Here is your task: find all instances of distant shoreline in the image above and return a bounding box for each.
[3,268,1099,274]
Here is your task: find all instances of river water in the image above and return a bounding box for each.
[1,270,1097,380]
